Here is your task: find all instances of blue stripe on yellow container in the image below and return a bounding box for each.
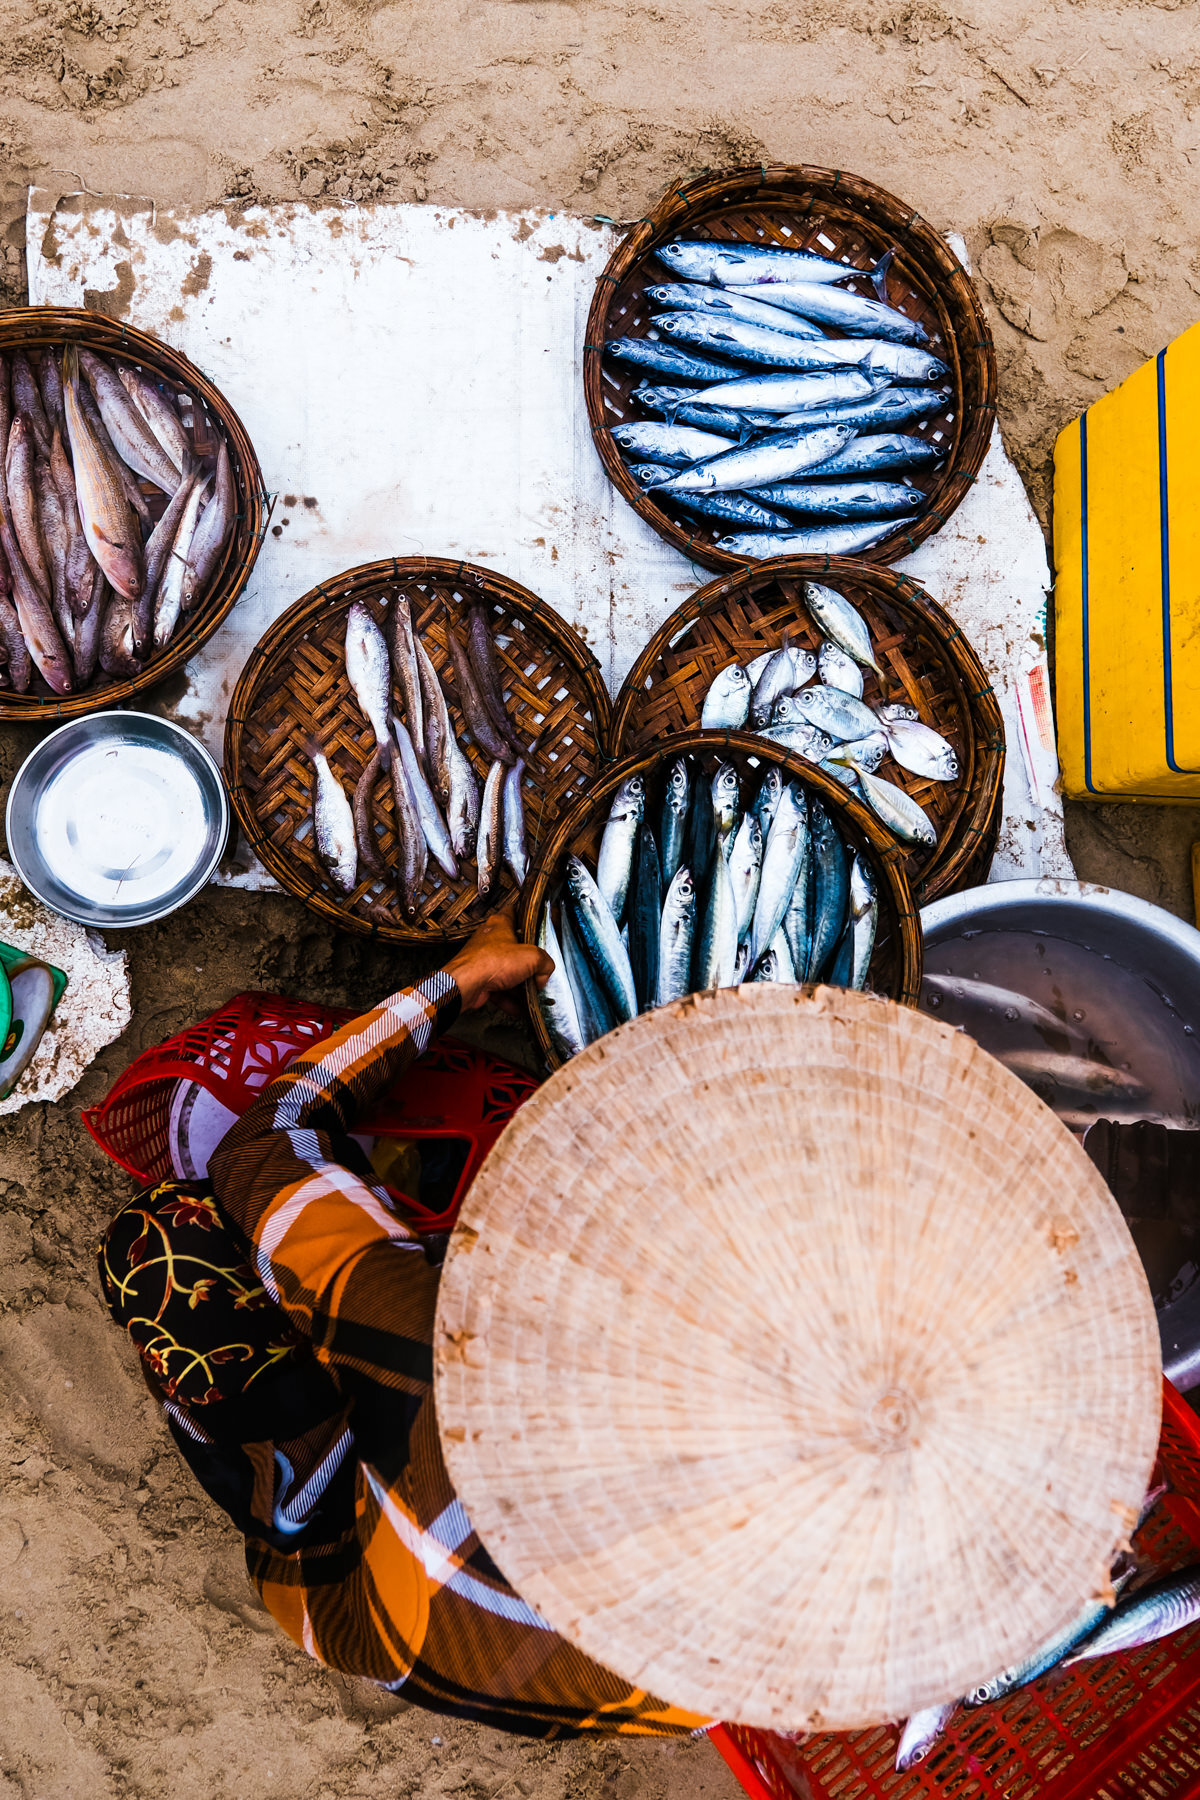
[1054,320,1200,800]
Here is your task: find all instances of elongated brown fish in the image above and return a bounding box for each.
[443,606,515,765]
[466,602,520,755]
[387,597,424,769]
[5,416,52,602]
[116,362,191,473]
[80,347,181,493]
[136,458,200,656]
[32,448,73,650]
[62,346,144,604]
[185,438,234,600]
[152,474,208,651]
[11,353,51,458]
[352,740,389,876]
[73,571,107,685]
[0,482,72,692]
[77,377,153,529]
[99,590,141,678]
[0,588,32,693]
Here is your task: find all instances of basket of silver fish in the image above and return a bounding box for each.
[609,556,1004,907]
[518,730,921,1071]
[225,557,612,942]
[0,307,263,718]
[584,164,995,573]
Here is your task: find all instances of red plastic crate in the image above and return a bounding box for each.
[711,1378,1200,1800]
[83,990,539,1234]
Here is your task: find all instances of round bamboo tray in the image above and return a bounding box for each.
[584,164,996,574]
[518,729,921,1070]
[0,306,265,722]
[225,558,613,943]
[609,557,1004,905]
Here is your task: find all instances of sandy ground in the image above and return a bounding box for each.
[1,1,1199,1795]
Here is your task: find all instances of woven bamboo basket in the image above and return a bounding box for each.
[225,558,612,944]
[518,729,921,1070]
[584,165,996,575]
[0,306,265,722]
[609,557,1004,905]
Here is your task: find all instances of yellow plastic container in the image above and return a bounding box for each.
[1054,320,1200,800]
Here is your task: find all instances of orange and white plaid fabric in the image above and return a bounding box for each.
[104,974,704,1738]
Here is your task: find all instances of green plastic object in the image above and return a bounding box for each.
[0,940,68,1100]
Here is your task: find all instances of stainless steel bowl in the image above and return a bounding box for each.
[6,711,229,927]
[922,878,1200,1389]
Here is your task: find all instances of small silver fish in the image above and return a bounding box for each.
[742,477,925,520]
[657,866,697,1006]
[701,662,752,730]
[503,758,528,885]
[726,280,931,347]
[394,718,457,879]
[750,638,798,731]
[998,1049,1148,1107]
[748,780,808,969]
[446,733,482,862]
[847,766,938,846]
[656,238,893,290]
[611,420,735,466]
[711,761,741,849]
[848,854,878,991]
[896,1703,956,1772]
[728,812,763,943]
[309,748,357,893]
[804,582,882,674]
[345,601,392,746]
[696,841,738,989]
[800,432,944,479]
[597,774,646,921]
[774,386,949,431]
[753,929,796,984]
[818,640,865,697]
[538,905,585,1061]
[759,721,834,762]
[878,700,919,723]
[716,521,894,559]
[1064,1568,1200,1667]
[884,716,959,782]
[654,425,858,495]
[643,282,826,339]
[660,756,690,884]
[689,369,880,415]
[752,766,784,836]
[831,730,888,773]
[477,760,506,897]
[655,311,878,373]
[783,684,880,743]
[565,854,638,1021]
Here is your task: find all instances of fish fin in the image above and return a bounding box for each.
[872,247,897,302]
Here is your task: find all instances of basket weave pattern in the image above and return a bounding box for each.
[517,728,921,1069]
[225,558,612,942]
[610,557,1004,904]
[0,305,265,721]
[584,165,996,574]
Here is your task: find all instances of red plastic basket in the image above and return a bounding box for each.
[711,1378,1200,1800]
[83,991,539,1235]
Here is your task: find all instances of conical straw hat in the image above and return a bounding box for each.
[435,985,1161,1732]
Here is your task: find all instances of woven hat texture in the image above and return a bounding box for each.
[435,984,1161,1731]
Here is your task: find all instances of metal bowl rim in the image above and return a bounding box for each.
[5,709,230,928]
[920,877,1200,965]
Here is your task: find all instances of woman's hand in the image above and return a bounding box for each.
[442,905,553,1014]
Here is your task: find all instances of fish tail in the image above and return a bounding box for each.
[871,247,897,302]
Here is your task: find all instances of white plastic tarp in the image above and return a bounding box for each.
[26,192,1073,886]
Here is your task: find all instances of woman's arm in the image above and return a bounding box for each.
[207,910,551,1385]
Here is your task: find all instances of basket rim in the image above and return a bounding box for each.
[518,724,923,1070]
[583,162,997,577]
[608,553,1005,907]
[224,554,614,944]
[0,304,267,723]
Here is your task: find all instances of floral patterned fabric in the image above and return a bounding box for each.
[99,1182,304,1407]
